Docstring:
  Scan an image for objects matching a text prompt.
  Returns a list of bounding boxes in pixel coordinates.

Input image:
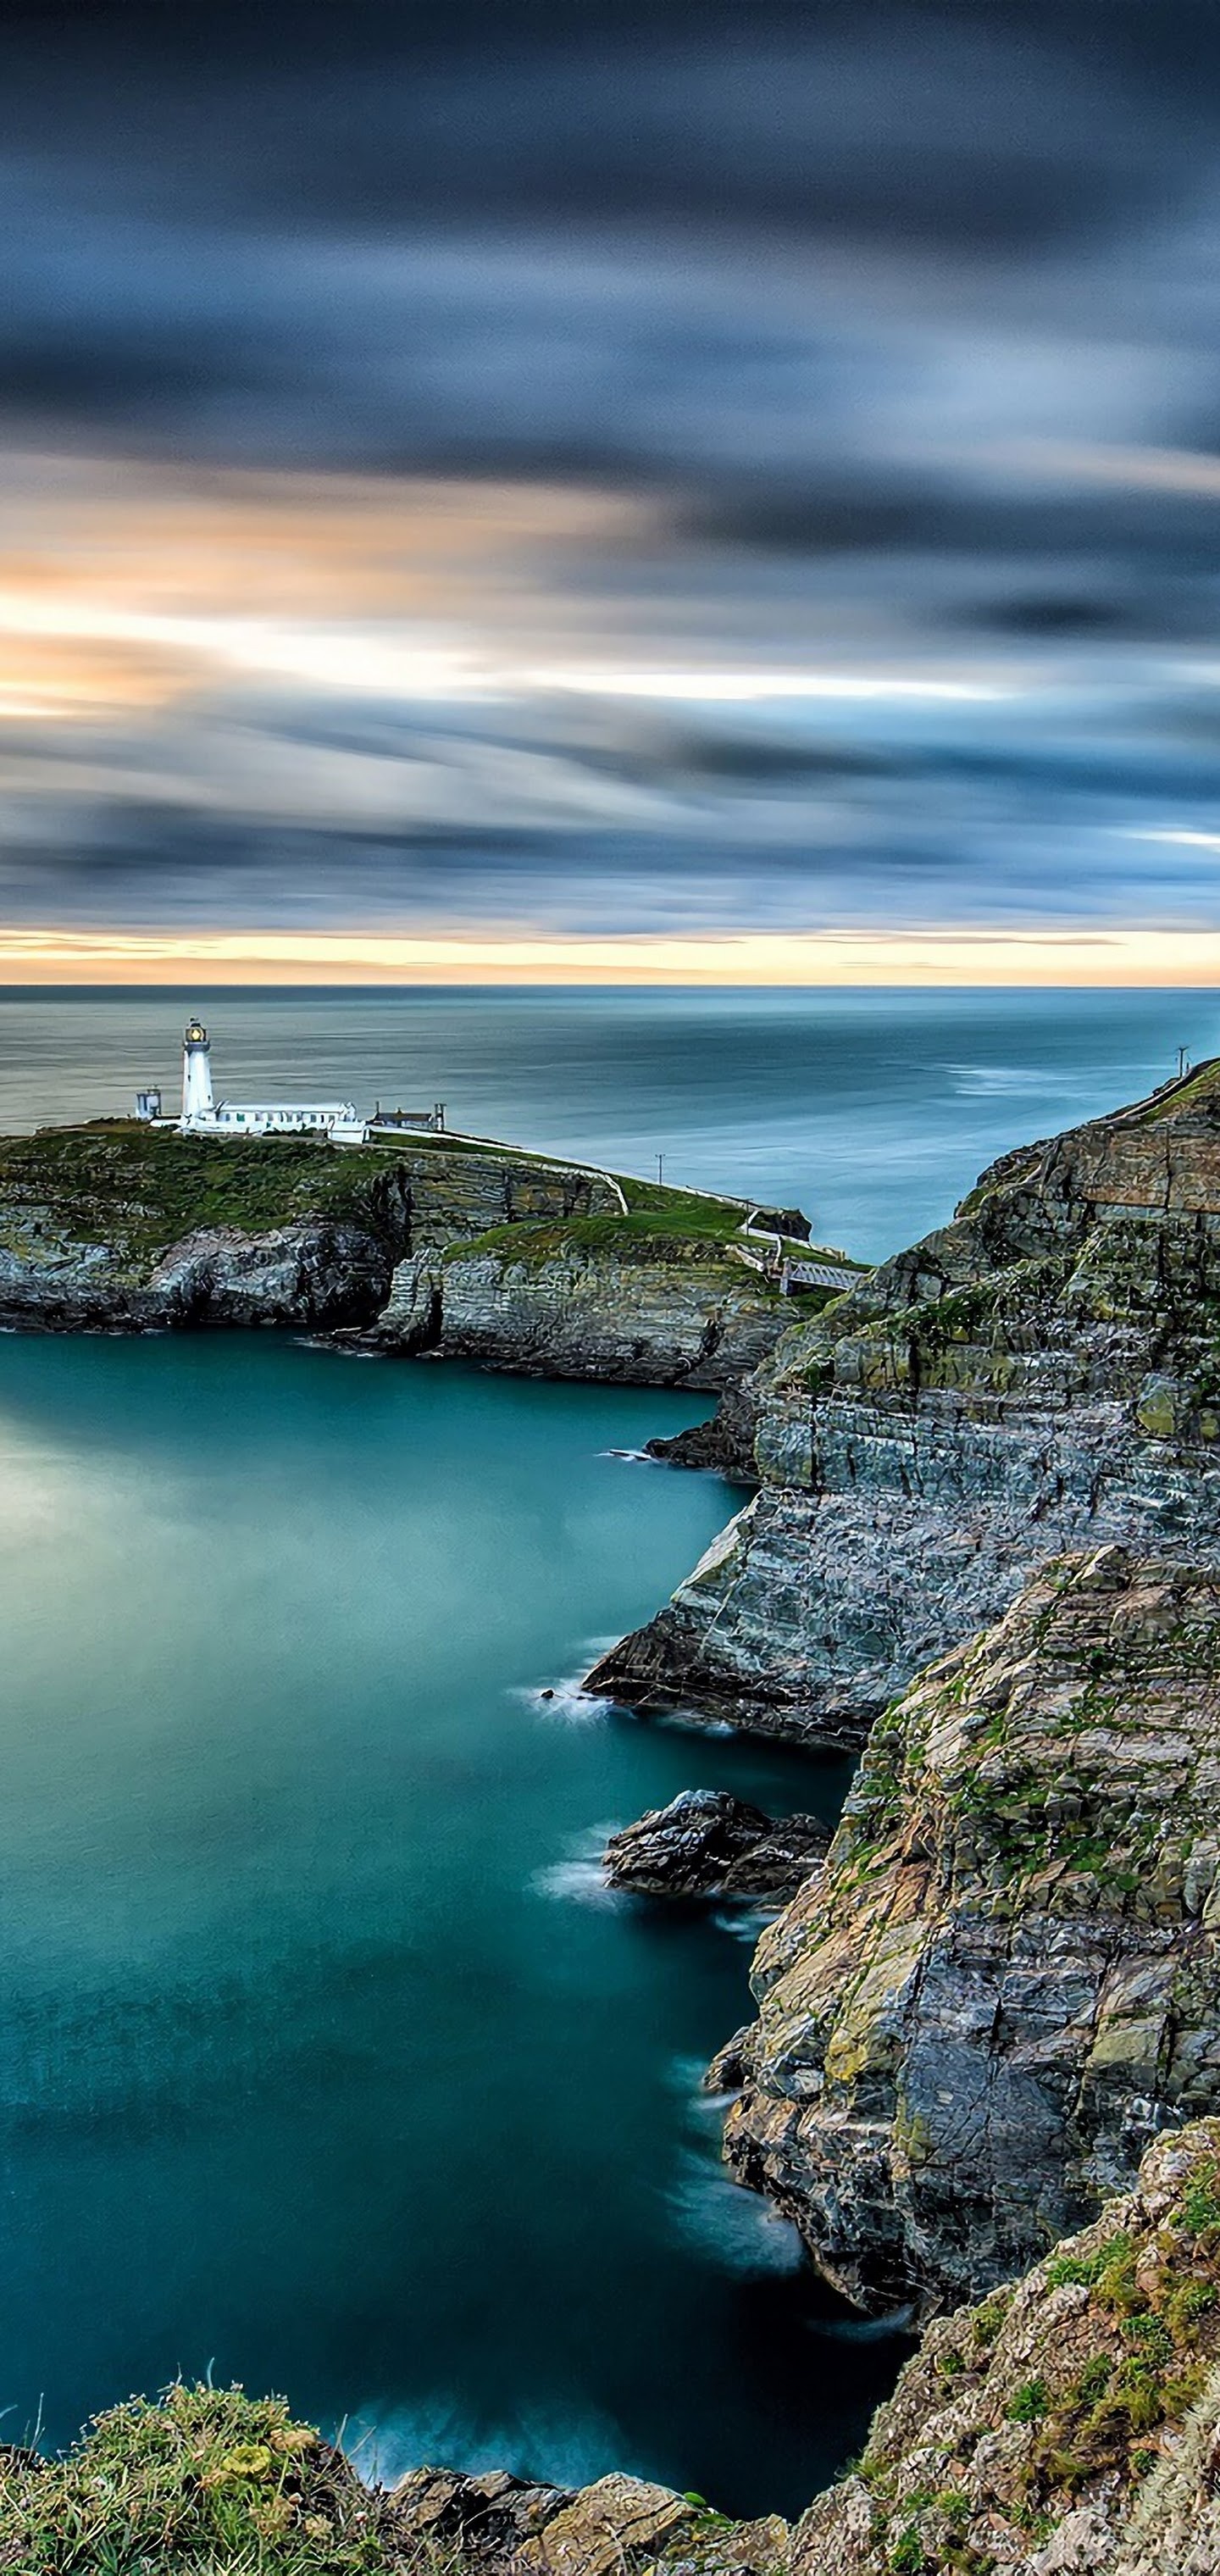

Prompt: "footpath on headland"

[0,1113,862,1382]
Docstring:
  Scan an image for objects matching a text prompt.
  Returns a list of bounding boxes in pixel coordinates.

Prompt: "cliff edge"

[0,1122,858,1385]
[718,1548,1220,2316]
[589,1061,1220,1742]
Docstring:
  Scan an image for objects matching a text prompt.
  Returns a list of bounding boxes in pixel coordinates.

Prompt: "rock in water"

[724,1548,1220,2317]
[603,1789,828,1899]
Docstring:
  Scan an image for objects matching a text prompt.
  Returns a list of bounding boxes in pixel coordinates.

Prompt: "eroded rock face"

[793,2118,1220,2576]
[0,1124,620,1334]
[724,1550,1220,2318]
[603,1790,828,1899]
[374,1240,796,1390]
[591,1066,1220,1741]
[389,2468,790,2576]
[0,1217,397,1330]
[586,1486,1053,1746]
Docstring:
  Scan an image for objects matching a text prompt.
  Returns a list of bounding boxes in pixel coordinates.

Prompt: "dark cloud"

[3,1,1220,944]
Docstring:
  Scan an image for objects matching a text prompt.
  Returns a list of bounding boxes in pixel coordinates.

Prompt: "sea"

[0,984,1214,2512]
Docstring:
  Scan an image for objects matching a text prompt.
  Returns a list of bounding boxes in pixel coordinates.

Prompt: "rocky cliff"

[19,2129,1220,2571]
[714,1548,1220,2317]
[372,1220,840,1390]
[589,1063,1220,1744]
[0,1121,858,1390]
[391,2120,1220,2576]
[790,2116,1220,2576]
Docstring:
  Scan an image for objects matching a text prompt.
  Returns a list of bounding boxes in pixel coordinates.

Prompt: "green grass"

[439,1211,851,1307]
[0,1125,408,1266]
[0,2384,447,2573]
[618,1176,756,1233]
[1138,1058,1220,1122]
[0,1124,864,1290]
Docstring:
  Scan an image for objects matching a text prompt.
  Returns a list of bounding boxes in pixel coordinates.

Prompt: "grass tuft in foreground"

[0,2383,446,2576]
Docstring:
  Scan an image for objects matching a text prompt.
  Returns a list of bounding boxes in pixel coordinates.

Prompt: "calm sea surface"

[2,983,1217,1260]
[0,986,1214,2507]
[0,1338,881,2510]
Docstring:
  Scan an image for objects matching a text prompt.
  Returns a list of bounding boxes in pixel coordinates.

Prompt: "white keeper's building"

[174,1019,367,1141]
[135,1019,447,1144]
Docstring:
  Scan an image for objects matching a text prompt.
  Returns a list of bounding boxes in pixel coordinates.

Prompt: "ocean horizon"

[1,982,1215,1263]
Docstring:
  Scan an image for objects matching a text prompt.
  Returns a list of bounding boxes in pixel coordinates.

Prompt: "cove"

[0,1335,901,2517]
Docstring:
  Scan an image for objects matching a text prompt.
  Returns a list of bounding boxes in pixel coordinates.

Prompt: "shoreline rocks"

[19,2125,1220,2573]
[722,1548,1220,2318]
[0,1120,854,1399]
[390,2120,1220,2575]
[391,2468,790,2576]
[0,1125,623,1335]
[603,1790,829,1900]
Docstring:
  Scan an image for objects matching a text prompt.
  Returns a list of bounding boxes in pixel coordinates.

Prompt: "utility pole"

[657,1152,664,1186]
[1178,1047,1190,1079]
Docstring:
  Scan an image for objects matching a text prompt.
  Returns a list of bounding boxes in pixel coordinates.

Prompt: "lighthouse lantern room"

[182,1019,214,1122]
[171,1016,365,1139]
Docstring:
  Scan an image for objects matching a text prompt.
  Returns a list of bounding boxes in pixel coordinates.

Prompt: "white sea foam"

[531,1821,626,1908]
[667,2150,804,2274]
[509,1673,605,1724]
[711,1904,778,1945]
[291,1334,380,1358]
[347,2393,634,2495]
[949,1064,1058,1097]
[668,2054,727,2123]
[652,1705,735,1740]
[813,2307,917,2343]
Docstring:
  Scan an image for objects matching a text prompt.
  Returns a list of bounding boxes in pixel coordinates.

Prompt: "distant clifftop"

[0,1118,862,1385]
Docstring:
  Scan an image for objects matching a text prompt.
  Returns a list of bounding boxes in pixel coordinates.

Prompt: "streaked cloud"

[0,3,1219,975]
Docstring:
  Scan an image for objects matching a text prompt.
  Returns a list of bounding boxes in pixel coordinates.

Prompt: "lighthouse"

[181,1018,214,1124]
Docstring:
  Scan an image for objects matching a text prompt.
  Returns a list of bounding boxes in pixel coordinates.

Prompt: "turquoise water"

[2,983,1207,2507]
[0,1335,893,2511]
[3,984,1219,1260]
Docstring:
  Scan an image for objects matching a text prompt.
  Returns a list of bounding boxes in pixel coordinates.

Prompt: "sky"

[4,0,1220,981]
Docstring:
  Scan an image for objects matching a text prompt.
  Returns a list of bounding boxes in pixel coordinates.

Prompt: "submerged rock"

[724,1549,1220,2317]
[590,1062,1220,1742]
[603,1790,829,1899]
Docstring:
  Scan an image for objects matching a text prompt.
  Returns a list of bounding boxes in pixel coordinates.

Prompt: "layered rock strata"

[373,1230,826,1391]
[589,1063,1220,1743]
[603,1789,828,1899]
[0,1124,618,1331]
[720,1548,1220,2318]
[0,1121,851,1392]
[793,2117,1220,2576]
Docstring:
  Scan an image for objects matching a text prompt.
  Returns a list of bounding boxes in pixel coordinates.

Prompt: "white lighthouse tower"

[181,1017,214,1124]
